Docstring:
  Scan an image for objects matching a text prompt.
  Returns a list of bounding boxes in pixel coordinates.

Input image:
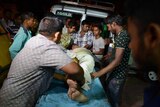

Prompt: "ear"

[55,32,60,38]
[54,32,61,43]
[112,22,117,26]
[144,23,160,48]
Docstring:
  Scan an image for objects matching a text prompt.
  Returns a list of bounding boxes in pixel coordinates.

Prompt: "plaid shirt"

[0,34,72,107]
[73,31,93,48]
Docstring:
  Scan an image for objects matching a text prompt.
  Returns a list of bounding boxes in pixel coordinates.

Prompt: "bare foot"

[67,79,88,103]
[67,79,77,88]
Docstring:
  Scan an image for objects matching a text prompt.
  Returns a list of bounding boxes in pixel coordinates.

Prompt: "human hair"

[92,23,102,31]
[125,0,160,37]
[81,20,90,26]
[21,12,35,23]
[38,17,64,36]
[68,20,77,28]
[106,14,123,26]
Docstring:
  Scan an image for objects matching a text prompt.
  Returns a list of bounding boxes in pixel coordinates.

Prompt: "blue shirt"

[9,26,32,59]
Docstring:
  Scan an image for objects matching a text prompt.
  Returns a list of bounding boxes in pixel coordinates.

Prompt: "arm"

[84,32,93,49]
[60,61,85,87]
[92,48,124,78]
[9,32,27,59]
[93,48,104,55]
[61,61,88,102]
[84,44,92,49]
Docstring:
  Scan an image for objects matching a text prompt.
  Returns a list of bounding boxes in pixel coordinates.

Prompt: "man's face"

[127,19,141,65]
[107,23,116,34]
[68,26,76,34]
[27,18,36,28]
[127,18,156,71]
[66,18,71,28]
[93,26,101,36]
[82,24,89,32]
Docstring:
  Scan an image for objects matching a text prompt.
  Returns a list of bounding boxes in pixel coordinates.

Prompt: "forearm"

[98,59,120,76]
[93,50,103,55]
[84,44,92,49]
[61,61,85,87]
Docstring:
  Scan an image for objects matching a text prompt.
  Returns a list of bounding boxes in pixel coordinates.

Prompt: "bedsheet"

[36,78,111,107]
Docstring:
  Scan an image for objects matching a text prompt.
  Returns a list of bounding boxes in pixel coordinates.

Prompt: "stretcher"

[36,48,111,107]
[36,78,111,107]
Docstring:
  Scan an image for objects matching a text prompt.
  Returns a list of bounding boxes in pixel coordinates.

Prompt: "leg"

[106,78,126,107]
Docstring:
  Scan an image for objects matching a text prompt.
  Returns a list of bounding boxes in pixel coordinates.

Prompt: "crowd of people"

[0,0,160,107]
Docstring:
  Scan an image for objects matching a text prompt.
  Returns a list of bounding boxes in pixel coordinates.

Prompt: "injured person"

[53,46,96,102]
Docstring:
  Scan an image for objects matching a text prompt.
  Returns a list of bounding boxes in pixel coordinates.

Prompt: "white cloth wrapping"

[66,48,95,91]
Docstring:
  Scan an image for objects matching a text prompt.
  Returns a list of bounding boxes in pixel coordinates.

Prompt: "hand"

[103,54,109,60]
[91,72,100,79]
[72,45,80,49]
[84,44,91,49]
[102,53,111,61]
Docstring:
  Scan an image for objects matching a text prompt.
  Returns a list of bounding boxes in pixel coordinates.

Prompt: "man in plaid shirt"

[73,20,93,50]
[0,17,85,107]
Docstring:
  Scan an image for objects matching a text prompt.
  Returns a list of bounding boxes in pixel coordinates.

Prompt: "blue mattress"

[36,78,111,107]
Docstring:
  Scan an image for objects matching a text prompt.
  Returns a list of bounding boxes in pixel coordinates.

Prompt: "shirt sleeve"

[73,33,78,45]
[116,32,130,49]
[87,32,93,46]
[40,44,72,69]
[9,29,28,59]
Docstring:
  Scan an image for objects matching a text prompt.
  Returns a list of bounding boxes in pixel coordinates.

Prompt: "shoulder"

[99,37,104,41]
[117,30,130,41]
[87,31,93,36]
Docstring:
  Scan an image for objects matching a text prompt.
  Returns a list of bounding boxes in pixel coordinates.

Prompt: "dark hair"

[38,17,64,36]
[106,14,123,26]
[81,20,90,25]
[68,20,77,28]
[125,0,160,37]
[92,23,102,31]
[21,12,35,22]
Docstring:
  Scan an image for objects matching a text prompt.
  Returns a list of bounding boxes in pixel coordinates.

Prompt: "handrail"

[60,0,115,12]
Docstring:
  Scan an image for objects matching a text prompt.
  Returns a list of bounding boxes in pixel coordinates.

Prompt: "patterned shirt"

[110,30,131,79]
[73,31,93,48]
[0,34,72,107]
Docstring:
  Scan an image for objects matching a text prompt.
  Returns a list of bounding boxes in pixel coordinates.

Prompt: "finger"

[90,73,95,78]
[67,79,77,88]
